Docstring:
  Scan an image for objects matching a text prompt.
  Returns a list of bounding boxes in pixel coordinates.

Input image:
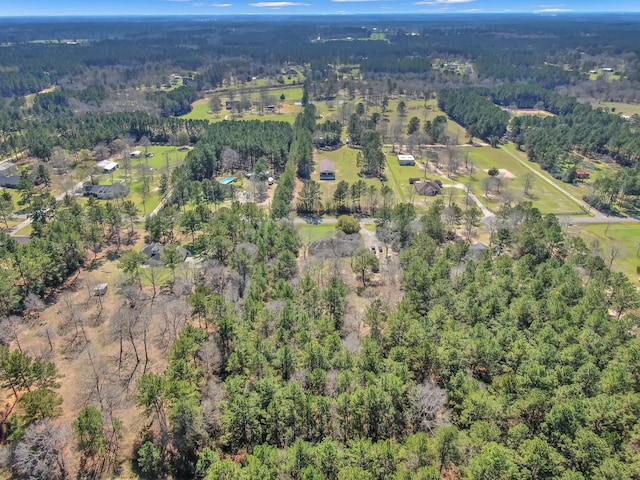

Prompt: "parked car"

[378,246,383,252]
[371,246,376,252]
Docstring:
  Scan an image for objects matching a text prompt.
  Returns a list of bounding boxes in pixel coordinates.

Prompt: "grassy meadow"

[570,222,640,279]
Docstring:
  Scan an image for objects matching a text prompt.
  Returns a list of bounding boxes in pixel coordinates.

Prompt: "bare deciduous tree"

[411,379,448,434]
[13,420,69,480]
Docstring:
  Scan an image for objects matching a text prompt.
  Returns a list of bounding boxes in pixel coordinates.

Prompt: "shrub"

[336,215,360,234]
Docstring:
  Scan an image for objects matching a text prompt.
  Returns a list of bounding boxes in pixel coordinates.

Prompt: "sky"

[3,0,640,16]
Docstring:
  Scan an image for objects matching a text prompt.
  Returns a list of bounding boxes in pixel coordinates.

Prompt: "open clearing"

[452,146,587,216]
[570,222,640,279]
[593,101,640,116]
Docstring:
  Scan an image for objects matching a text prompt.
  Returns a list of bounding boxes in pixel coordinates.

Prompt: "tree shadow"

[87,257,106,271]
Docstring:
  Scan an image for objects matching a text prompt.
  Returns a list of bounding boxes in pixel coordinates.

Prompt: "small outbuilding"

[93,283,108,297]
[96,160,119,174]
[0,162,18,177]
[576,170,591,180]
[130,150,142,158]
[319,159,336,180]
[398,154,416,166]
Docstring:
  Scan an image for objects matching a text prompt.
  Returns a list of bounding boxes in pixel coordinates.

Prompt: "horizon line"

[2,11,640,18]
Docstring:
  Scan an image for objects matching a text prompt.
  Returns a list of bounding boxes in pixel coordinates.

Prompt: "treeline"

[31,86,109,117]
[1,111,209,159]
[474,52,578,89]
[438,88,509,144]
[586,167,640,212]
[502,86,640,171]
[269,105,316,218]
[314,119,342,150]
[438,84,640,175]
[181,120,293,182]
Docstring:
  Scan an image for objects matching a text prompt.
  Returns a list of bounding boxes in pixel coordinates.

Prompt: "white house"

[398,154,416,166]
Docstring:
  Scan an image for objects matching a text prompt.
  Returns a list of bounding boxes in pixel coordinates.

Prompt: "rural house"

[83,183,130,200]
[319,159,336,180]
[0,175,21,189]
[0,162,18,177]
[398,154,416,166]
[414,180,442,196]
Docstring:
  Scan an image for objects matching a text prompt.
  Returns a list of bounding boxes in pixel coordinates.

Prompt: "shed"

[414,180,442,196]
[93,283,108,297]
[0,162,18,176]
[398,154,416,166]
[130,150,142,158]
[96,160,119,174]
[576,170,591,179]
[319,159,336,180]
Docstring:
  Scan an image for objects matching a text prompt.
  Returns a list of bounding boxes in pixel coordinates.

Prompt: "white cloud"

[533,7,572,13]
[414,0,474,4]
[211,2,233,5]
[250,1,309,6]
[331,0,383,3]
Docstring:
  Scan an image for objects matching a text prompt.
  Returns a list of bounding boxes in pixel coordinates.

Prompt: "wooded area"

[1,13,640,480]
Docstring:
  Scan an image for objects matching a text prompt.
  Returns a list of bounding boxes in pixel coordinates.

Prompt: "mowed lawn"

[86,145,188,214]
[378,98,470,145]
[181,86,303,122]
[384,154,450,206]
[593,101,640,116]
[312,147,383,201]
[296,223,339,243]
[453,146,587,216]
[570,222,640,279]
[500,144,603,213]
[312,147,451,214]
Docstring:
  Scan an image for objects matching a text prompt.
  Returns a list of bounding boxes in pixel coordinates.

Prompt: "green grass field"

[571,222,640,279]
[181,86,303,123]
[380,98,470,145]
[87,146,187,214]
[452,146,587,216]
[296,223,339,243]
[593,101,640,116]
[384,153,449,205]
[588,69,622,81]
[312,147,383,201]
